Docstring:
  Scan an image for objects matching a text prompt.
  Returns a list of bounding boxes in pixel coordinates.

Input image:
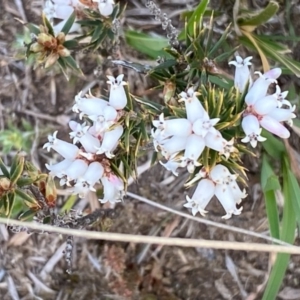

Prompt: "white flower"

[267,105,296,123]
[160,136,188,159]
[245,68,281,106]
[73,162,104,197]
[159,157,186,176]
[218,138,236,159]
[89,105,118,134]
[252,94,278,115]
[107,74,127,109]
[185,165,245,219]
[73,91,108,118]
[259,115,290,138]
[46,159,73,177]
[152,113,192,138]
[192,113,220,137]
[241,115,266,148]
[43,131,79,160]
[94,0,115,17]
[95,125,123,158]
[179,87,206,123]
[100,175,124,204]
[275,85,290,108]
[184,179,215,216]
[214,184,243,219]
[182,134,205,170]
[69,121,100,153]
[228,56,252,92]
[63,159,89,185]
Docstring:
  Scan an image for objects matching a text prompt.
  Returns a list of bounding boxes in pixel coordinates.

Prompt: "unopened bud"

[56,32,66,44]
[45,52,59,68]
[57,45,70,57]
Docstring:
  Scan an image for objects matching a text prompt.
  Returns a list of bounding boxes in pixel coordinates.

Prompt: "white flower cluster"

[184,165,246,219]
[44,74,127,204]
[229,56,296,147]
[152,87,246,218]
[152,87,235,176]
[44,0,115,33]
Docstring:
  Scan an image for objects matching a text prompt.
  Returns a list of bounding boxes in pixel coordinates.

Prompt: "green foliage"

[0,119,34,154]
[125,31,170,59]
[76,2,126,52]
[0,155,56,219]
[262,157,297,299]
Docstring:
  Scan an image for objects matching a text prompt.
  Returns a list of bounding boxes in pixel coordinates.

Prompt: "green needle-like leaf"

[0,158,10,178]
[285,168,300,225]
[60,11,76,35]
[178,0,209,40]
[262,157,296,299]
[10,155,25,185]
[261,155,280,239]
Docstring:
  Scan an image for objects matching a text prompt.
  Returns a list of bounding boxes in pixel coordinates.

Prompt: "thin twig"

[126,192,292,247]
[0,218,299,255]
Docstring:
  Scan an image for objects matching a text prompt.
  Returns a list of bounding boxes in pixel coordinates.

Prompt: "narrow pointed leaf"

[262,158,296,299]
[261,155,280,239]
[179,0,209,39]
[238,1,279,29]
[10,155,25,185]
[42,13,55,36]
[60,11,76,35]
[0,158,10,178]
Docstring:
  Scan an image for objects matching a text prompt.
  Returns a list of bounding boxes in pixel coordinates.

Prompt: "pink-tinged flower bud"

[214,184,243,219]
[259,115,290,139]
[161,136,187,159]
[253,94,278,115]
[94,0,115,17]
[73,91,108,117]
[184,179,215,216]
[95,125,123,158]
[46,159,73,177]
[241,115,266,148]
[267,106,296,123]
[100,175,124,204]
[69,121,100,153]
[183,134,205,162]
[245,68,282,105]
[153,114,192,138]
[43,131,79,160]
[228,56,252,93]
[107,74,127,109]
[192,114,220,137]
[179,87,206,123]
